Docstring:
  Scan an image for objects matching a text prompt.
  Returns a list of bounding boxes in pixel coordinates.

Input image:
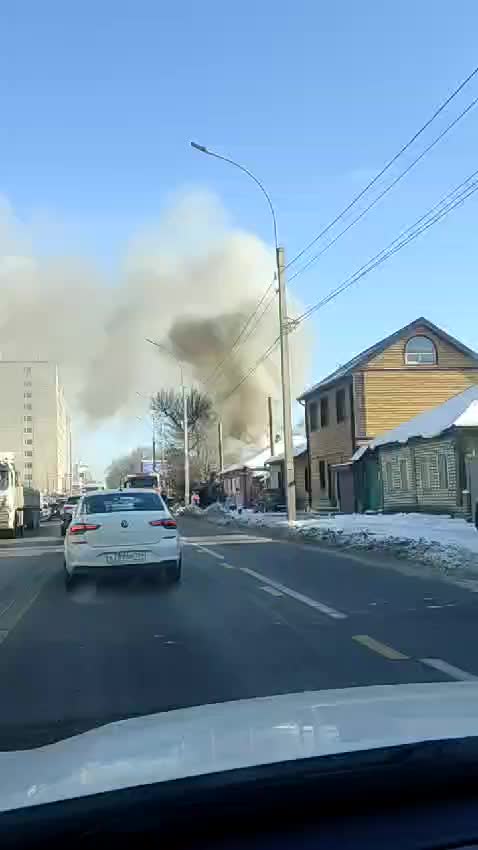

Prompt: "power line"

[295,169,478,325]
[219,336,280,403]
[289,94,478,284]
[286,63,478,271]
[203,279,275,387]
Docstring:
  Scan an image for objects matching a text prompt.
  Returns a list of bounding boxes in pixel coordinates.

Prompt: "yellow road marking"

[353,634,408,660]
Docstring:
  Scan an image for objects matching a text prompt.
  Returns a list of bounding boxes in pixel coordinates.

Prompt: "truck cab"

[0,455,24,538]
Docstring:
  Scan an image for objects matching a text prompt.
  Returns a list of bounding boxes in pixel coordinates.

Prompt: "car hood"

[2,681,478,812]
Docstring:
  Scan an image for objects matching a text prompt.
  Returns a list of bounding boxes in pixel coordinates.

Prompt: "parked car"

[61,495,82,536]
[64,489,182,590]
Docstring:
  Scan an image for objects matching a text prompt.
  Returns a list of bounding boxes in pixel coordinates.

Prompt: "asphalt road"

[1,516,478,749]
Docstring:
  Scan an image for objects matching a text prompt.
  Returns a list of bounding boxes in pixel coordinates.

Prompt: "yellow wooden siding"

[295,455,308,509]
[364,370,478,437]
[307,380,353,459]
[367,327,475,369]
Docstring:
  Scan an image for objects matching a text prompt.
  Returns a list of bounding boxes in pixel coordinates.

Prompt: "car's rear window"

[83,493,164,514]
[66,496,81,504]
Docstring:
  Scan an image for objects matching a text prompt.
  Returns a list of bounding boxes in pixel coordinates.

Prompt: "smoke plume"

[0,191,308,460]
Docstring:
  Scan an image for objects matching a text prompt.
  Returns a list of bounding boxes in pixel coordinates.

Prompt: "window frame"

[404,335,437,366]
[438,453,449,489]
[318,460,326,490]
[335,388,346,423]
[385,462,393,492]
[399,458,408,491]
[320,396,329,428]
[309,401,319,432]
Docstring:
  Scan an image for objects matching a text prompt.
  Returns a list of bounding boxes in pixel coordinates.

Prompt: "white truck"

[0,453,41,537]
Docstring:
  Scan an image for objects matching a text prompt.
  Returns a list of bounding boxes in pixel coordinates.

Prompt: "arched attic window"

[404,335,437,365]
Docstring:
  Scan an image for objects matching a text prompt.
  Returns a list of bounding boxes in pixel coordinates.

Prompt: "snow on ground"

[187,504,478,574]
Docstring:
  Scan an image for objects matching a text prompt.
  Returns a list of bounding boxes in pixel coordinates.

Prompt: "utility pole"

[218,420,224,473]
[267,396,275,457]
[276,246,296,522]
[182,367,190,505]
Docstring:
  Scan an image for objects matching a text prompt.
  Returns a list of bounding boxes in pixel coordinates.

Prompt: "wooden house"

[352,385,478,517]
[298,317,478,511]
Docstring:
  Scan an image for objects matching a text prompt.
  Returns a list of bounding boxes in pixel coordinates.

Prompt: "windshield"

[125,476,158,489]
[0,468,9,492]
[83,492,164,513]
[2,3,478,812]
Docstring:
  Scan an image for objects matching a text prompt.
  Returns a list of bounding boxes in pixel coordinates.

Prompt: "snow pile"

[196,508,478,573]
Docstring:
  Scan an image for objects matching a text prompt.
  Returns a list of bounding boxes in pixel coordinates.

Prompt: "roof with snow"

[265,437,307,465]
[298,317,478,400]
[352,385,478,460]
[222,436,306,475]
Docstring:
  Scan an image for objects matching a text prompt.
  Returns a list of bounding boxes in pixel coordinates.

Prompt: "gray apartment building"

[0,360,72,493]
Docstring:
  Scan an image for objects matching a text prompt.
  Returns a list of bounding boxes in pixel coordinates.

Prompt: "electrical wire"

[286,63,478,271]
[295,169,478,326]
[219,336,280,403]
[289,94,478,284]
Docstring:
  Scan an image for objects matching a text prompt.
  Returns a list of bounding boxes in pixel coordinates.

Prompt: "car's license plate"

[105,551,147,565]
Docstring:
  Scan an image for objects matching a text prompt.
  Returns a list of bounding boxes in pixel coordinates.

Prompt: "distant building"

[0,361,72,493]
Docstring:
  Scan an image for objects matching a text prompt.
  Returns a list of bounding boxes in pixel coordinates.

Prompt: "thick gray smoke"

[0,191,308,459]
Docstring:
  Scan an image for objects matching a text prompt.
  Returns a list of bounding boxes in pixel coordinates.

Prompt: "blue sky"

[2,1,478,476]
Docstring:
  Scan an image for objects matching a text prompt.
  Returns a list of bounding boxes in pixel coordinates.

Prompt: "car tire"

[167,558,182,584]
[64,562,76,591]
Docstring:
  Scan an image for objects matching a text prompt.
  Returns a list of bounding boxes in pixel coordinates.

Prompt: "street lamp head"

[190,141,209,154]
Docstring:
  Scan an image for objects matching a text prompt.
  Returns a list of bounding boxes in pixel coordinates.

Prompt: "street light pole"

[190,141,296,521]
[145,339,190,506]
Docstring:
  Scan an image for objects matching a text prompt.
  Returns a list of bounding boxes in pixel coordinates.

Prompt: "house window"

[385,462,393,491]
[320,396,329,428]
[24,367,31,377]
[305,465,310,493]
[24,427,32,434]
[336,388,346,423]
[438,453,449,489]
[400,459,408,490]
[24,381,32,388]
[24,462,32,469]
[309,401,318,431]
[24,416,32,422]
[24,404,32,411]
[24,451,33,457]
[405,336,437,365]
[421,460,431,490]
[24,392,32,398]
[24,439,33,445]
[318,460,326,490]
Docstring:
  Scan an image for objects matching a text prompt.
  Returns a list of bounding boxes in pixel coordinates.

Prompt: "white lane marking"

[239,567,347,620]
[420,658,478,681]
[0,546,63,557]
[223,563,236,569]
[0,600,15,618]
[183,535,273,545]
[261,585,283,597]
[196,546,225,560]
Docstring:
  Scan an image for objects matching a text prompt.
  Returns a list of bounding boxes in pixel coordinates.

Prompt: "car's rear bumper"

[68,559,179,578]
[65,538,180,572]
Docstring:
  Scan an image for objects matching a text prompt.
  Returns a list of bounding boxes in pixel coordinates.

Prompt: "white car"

[63,489,181,590]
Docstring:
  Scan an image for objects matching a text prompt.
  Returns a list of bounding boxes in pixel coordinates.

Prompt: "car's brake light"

[69,523,101,535]
[149,519,177,528]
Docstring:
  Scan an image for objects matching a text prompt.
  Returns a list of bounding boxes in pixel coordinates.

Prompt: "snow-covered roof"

[352,385,478,461]
[222,436,306,474]
[265,436,307,465]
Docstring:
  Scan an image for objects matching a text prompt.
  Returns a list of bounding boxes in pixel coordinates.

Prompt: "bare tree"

[151,388,215,453]
[105,446,150,489]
